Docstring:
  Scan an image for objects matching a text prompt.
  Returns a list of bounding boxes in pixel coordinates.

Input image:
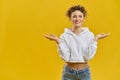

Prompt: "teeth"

[76,22,80,24]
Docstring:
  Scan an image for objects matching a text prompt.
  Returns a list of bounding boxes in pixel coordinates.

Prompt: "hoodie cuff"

[91,40,98,48]
[93,40,98,44]
[57,42,64,48]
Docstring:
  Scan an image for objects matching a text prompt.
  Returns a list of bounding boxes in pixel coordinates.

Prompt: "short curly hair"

[66,5,87,18]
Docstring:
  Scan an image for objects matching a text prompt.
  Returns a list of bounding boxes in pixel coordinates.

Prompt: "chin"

[74,23,82,27]
[74,24,81,27]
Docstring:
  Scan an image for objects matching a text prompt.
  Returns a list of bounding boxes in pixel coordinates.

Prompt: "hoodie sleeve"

[57,34,70,62]
[84,32,98,60]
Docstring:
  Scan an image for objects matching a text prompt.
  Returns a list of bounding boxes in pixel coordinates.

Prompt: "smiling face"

[70,10,85,27]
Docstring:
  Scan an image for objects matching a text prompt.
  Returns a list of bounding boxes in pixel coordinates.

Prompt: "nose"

[76,17,80,20]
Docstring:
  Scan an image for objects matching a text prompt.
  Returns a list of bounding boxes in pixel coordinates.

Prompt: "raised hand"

[44,33,61,44]
[94,32,110,41]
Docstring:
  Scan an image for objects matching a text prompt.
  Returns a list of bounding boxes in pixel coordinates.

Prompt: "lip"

[75,22,80,24]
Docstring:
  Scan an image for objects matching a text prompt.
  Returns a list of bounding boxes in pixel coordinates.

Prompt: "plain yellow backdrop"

[0,0,120,80]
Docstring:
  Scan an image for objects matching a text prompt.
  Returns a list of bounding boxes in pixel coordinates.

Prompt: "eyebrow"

[72,14,83,16]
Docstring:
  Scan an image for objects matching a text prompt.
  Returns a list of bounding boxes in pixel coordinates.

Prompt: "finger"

[101,32,104,35]
[44,34,49,37]
[107,32,111,35]
[104,33,110,37]
[44,35,52,39]
[102,34,109,38]
[44,35,50,39]
[45,36,53,40]
[49,33,56,36]
[43,34,48,37]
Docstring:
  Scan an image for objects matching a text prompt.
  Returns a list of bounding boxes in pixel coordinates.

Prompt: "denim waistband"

[64,65,90,74]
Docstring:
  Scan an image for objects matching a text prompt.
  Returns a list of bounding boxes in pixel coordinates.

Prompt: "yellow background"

[0,0,120,80]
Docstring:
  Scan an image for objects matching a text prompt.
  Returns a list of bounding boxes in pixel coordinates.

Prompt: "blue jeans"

[62,65,91,80]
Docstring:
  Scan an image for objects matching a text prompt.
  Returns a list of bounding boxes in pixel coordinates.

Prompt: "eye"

[79,15,83,18]
[73,15,77,18]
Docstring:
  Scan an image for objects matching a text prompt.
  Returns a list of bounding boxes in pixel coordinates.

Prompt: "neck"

[71,26,83,35]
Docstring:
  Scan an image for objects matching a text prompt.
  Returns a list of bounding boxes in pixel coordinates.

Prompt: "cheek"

[70,18,76,23]
[80,17,85,21]
[79,17,83,20]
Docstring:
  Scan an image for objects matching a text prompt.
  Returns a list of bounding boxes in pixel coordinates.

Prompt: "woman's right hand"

[44,33,61,44]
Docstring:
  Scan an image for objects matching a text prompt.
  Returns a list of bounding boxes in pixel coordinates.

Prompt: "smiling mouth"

[75,22,80,24]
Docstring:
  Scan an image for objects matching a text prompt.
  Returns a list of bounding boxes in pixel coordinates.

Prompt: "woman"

[44,5,110,80]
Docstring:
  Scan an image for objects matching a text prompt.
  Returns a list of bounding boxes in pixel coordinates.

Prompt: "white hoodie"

[57,27,97,63]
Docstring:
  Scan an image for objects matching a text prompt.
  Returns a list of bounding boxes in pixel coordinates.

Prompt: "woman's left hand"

[94,32,110,41]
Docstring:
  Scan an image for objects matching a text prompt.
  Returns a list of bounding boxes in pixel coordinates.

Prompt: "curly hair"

[66,5,87,18]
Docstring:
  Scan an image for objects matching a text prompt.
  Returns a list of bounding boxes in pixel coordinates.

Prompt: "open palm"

[95,32,110,40]
[44,33,59,41]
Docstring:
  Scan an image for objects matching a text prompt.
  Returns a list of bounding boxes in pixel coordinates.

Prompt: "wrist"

[56,38,61,44]
[94,37,98,41]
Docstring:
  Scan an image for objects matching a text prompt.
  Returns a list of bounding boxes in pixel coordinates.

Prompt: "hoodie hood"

[64,27,89,36]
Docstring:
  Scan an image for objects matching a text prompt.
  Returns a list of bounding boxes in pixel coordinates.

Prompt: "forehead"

[71,10,83,15]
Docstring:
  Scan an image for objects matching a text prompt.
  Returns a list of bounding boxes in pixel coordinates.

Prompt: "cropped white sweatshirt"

[57,27,98,62]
